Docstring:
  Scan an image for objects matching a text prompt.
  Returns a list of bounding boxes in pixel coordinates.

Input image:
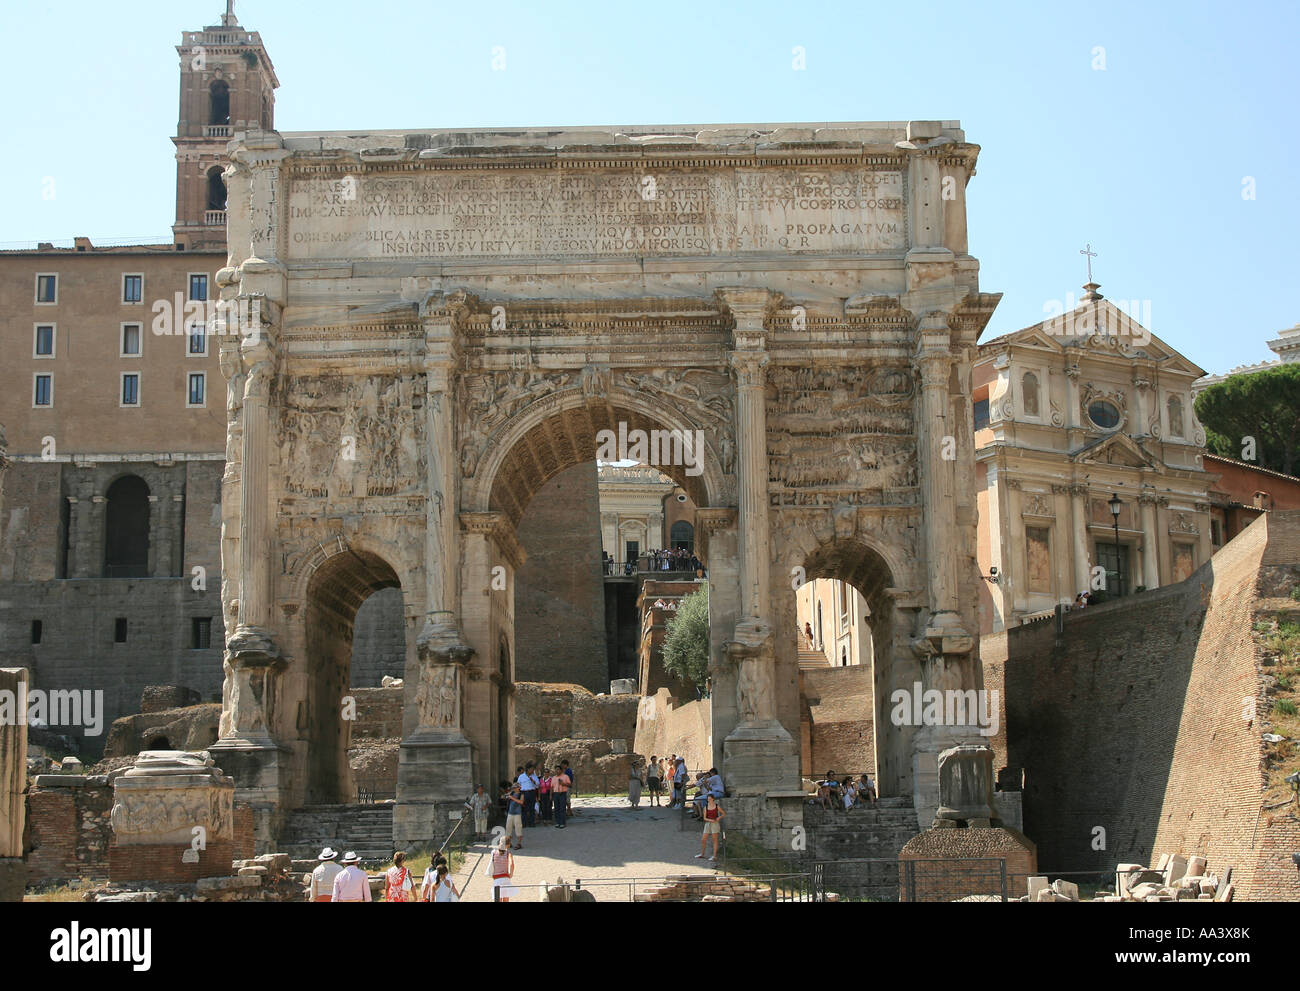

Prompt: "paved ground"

[451,795,724,902]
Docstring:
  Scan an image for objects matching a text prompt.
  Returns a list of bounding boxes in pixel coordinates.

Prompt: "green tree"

[661,583,710,689]
[1194,364,1300,477]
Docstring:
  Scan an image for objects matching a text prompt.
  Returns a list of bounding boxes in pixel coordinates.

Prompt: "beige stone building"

[795,579,872,668]
[0,6,274,751]
[973,288,1216,634]
[597,462,697,568]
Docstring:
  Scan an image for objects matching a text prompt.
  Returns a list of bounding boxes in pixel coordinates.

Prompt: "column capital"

[695,507,737,532]
[1068,483,1089,497]
[459,511,525,569]
[728,349,770,389]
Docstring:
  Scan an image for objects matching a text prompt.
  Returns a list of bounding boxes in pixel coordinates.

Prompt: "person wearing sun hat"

[309,847,344,902]
[331,851,372,902]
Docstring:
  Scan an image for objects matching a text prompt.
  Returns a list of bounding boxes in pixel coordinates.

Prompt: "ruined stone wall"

[514,682,637,746]
[514,463,608,691]
[632,688,712,774]
[0,460,225,757]
[989,512,1300,900]
[25,777,115,884]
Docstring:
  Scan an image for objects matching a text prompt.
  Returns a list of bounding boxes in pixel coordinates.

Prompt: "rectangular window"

[31,620,43,645]
[123,274,143,303]
[114,618,128,643]
[191,617,213,650]
[1210,518,1223,547]
[189,273,208,301]
[188,372,206,407]
[1025,526,1052,593]
[188,323,207,356]
[973,397,990,430]
[121,323,142,356]
[34,373,53,407]
[121,372,140,407]
[36,273,57,303]
[34,324,55,357]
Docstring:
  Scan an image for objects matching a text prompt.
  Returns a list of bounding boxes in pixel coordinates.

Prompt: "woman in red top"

[696,794,725,862]
[490,835,518,902]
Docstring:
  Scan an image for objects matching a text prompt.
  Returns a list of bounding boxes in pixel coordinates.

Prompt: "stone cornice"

[459,511,526,569]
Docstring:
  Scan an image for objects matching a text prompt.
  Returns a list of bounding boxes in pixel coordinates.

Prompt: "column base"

[207,737,285,854]
[723,720,799,795]
[910,724,987,831]
[395,733,474,850]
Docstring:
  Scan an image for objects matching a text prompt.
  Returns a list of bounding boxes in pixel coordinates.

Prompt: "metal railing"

[603,556,703,577]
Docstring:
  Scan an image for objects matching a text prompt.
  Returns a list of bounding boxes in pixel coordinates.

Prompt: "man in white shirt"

[518,762,540,827]
[331,851,372,902]
[309,847,343,902]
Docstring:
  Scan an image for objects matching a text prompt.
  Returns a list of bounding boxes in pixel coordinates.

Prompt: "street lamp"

[1108,493,1123,597]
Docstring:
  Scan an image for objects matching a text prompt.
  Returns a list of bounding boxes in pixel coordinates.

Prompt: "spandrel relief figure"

[419,663,461,728]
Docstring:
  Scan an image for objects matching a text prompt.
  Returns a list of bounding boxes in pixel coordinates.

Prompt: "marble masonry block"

[109,750,235,882]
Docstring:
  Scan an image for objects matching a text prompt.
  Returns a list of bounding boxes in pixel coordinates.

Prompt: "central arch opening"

[792,538,901,798]
[484,397,716,793]
[304,549,402,804]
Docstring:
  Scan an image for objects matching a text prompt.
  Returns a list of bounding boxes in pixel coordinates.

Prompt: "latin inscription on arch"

[286,168,906,260]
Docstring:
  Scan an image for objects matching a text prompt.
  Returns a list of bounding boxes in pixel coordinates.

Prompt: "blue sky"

[2,0,1295,375]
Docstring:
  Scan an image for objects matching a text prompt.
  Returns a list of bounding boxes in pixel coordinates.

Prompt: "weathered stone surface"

[0,669,28,861]
[195,874,260,892]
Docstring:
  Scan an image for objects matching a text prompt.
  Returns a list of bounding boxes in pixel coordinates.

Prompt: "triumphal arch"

[209,121,1000,848]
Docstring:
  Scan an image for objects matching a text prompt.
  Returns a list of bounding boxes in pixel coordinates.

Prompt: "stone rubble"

[1021,852,1234,903]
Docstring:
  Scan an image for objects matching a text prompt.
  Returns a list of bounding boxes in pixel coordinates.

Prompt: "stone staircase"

[796,631,829,670]
[278,804,395,864]
[802,795,920,858]
[801,796,920,901]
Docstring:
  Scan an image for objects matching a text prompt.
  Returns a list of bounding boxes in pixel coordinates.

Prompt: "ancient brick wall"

[989,512,1300,900]
[25,778,114,883]
[514,462,609,691]
[801,666,875,778]
[349,587,406,687]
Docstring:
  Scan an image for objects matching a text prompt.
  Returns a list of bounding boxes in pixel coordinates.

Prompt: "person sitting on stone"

[859,773,877,807]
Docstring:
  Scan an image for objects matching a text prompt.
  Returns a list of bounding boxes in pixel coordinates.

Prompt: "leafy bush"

[662,583,710,688]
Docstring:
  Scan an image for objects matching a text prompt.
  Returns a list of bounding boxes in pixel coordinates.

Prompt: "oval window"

[1088,400,1121,429]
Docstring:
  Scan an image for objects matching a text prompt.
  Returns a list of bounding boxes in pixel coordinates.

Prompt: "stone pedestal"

[934,744,1000,826]
[394,737,474,849]
[395,621,476,849]
[108,751,235,882]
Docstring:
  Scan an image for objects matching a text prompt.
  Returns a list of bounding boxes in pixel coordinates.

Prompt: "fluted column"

[731,345,771,624]
[1139,492,1161,590]
[717,288,796,795]
[914,323,963,633]
[1070,483,1091,594]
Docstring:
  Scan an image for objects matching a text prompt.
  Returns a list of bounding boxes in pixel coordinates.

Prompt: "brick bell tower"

[172,2,278,250]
